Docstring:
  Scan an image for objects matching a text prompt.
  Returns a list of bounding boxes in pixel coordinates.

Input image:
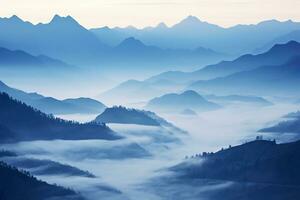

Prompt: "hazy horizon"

[1,0,300,29]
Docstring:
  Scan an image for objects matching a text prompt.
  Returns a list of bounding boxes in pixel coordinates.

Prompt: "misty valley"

[1,14,300,200]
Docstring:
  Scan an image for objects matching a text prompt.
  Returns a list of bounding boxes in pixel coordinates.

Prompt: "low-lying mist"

[2,103,299,200]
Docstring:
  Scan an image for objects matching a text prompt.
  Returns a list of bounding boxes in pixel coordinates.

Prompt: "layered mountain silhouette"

[257,30,300,53]
[0,15,227,71]
[146,90,221,113]
[0,15,107,65]
[99,36,227,71]
[0,92,120,142]
[92,16,300,55]
[205,95,273,106]
[0,47,71,69]
[145,40,300,87]
[0,81,106,114]
[0,161,83,200]
[259,111,300,134]
[189,55,300,96]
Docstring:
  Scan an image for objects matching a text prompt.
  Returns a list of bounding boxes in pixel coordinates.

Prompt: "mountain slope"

[192,40,300,80]
[146,90,221,113]
[189,56,300,96]
[0,47,71,69]
[0,15,108,65]
[0,161,83,200]
[0,92,120,142]
[257,30,300,53]
[94,106,160,126]
[172,139,300,185]
[0,81,106,114]
[259,111,300,134]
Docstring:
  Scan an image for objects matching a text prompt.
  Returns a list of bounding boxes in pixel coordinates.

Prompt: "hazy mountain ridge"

[189,50,300,96]
[0,46,72,69]
[146,90,221,113]
[0,81,106,114]
[92,16,300,55]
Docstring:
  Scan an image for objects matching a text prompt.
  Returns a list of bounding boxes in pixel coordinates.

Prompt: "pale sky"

[1,0,300,28]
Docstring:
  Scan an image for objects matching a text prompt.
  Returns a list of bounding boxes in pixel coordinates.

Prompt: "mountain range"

[91,16,300,55]
[0,80,106,115]
[259,111,300,134]
[0,46,71,69]
[189,55,300,96]
[0,92,120,142]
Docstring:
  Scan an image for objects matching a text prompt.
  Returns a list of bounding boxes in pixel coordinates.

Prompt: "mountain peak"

[181,90,201,97]
[118,37,145,48]
[181,15,201,24]
[156,22,168,29]
[50,14,78,25]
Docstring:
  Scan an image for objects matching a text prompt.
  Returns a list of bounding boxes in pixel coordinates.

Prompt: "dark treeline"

[94,106,161,126]
[0,161,84,200]
[0,92,121,142]
[174,139,300,186]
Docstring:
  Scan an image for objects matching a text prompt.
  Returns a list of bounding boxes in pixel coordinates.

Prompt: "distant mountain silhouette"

[284,111,300,119]
[0,81,106,114]
[103,36,227,71]
[189,55,300,96]
[256,30,300,53]
[180,109,198,116]
[191,40,300,80]
[95,106,162,126]
[0,15,227,71]
[146,90,221,113]
[172,139,300,186]
[0,161,83,200]
[99,79,183,104]
[0,92,120,142]
[91,16,300,55]
[0,15,108,65]
[0,46,71,69]
[205,94,273,106]
[259,111,300,134]
[145,40,300,88]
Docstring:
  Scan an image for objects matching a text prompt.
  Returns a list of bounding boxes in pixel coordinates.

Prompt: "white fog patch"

[2,103,299,200]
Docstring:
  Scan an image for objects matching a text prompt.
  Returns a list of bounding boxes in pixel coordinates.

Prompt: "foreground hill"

[146,90,221,113]
[0,161,83,200]
[189,55,300,96]
[146,139,300,200]
[0,93,120,142]
[172,139,300,185]
[0,81,106,114]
